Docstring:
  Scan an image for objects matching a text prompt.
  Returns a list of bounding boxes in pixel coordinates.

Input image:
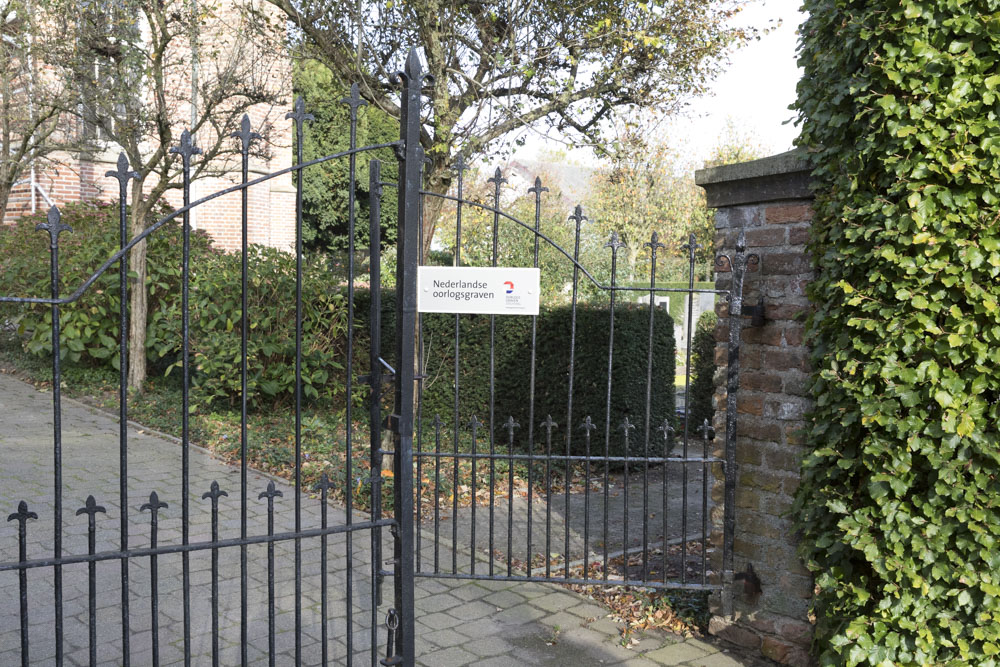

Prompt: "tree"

[293,58,399,254]
[0,1,85,222]
[584,118,766,282]
[65,0,286,390]
[261,0,755,259]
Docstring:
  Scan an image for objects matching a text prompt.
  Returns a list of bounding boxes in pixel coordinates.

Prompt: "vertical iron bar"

[723,230,749,606]
[107,153,137,667]
[367,159,384,667]
[643,233,664,582]
[170,130,200,666]
[202,481,227,667]
[451,156,466,576]
[318,474,332,666]
[486,167,505,576]
[659,419,674,579]
[38,205,68,666]
[286,97,313,666]
[342,84,366,665]
[141,493,166,667]
[433,415,442,573]
[8,501,37,667]
[392,48,423,665]
[526,178,545,578]
[77,496,105,667]
[581,419,595,579]
[603,232,623,580]
[680,233,699,584]
[567,207,584,579]
[542,416,555,578]
[622,418,634,574]
[415,155,425,574]
[469,415,480,574]
[504,417,519,576]
[231,115,258,667]
[259,482,282,667]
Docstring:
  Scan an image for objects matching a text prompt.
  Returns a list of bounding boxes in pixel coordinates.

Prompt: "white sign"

[417,266,540,315]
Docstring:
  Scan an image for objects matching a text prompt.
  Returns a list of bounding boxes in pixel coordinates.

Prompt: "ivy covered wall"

[794,1,1000,664]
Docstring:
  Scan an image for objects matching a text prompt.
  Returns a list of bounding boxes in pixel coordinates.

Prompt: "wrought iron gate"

[0,49,749,666]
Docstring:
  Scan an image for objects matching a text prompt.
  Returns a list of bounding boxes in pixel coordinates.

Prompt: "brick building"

[3,0,295,252]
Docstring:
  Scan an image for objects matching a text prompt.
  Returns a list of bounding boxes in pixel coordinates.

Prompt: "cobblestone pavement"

[0,374,762,665]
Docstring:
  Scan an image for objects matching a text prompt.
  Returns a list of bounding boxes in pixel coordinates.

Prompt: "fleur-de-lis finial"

[698,419,715,440]
[258,480,283,501]
[170,129,202,163]
[621,417,636,436]
[7,500,37,526]
[452,154,469,178]
[36,206,71,247]
[316,472,334,495]
[140,491,168,514]
[468,414,482,433]
[433,414,443,429]
[105,152,139,188]
[231,114,261,154]
[285,96,315,128]
[657,419,675,441]
[202,480,228,502]
[528,176,548,196]
[340,82,368,113]
[504,416,520,436]
[541,415,558,432]
[581,416,597,433]
[682,232,702,257]
[605,230,626,252]
[487,167,507,188]
[645,231,665,258]
[569,205,587,230]
[76,495,107,518]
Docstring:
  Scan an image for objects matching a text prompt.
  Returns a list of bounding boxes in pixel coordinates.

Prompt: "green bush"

[687,311,717,432]
[0,203,352,410]
[156,245,351,408]
[795,1,1000,664]
[0,202,215,367]
[358,289,676,457]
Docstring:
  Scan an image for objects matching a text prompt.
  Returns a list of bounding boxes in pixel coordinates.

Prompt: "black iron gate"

[0,49,750,666]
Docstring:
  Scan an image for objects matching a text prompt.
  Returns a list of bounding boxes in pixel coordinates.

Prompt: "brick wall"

[2,0,295,254]
[696,150,816,667]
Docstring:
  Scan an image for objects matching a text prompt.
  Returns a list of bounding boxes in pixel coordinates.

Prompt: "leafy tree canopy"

[294,59,399,254]
[262,0,757,256]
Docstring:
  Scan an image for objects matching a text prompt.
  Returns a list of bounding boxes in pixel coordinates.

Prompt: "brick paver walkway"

[0,374,758,665]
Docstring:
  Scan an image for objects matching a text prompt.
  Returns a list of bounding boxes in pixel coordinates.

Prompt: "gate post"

[390,47,424,666]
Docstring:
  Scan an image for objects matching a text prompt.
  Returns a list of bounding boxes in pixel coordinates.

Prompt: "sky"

[513,0,807,166]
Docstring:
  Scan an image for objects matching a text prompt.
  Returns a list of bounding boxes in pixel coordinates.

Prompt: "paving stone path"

[0,374,764,665]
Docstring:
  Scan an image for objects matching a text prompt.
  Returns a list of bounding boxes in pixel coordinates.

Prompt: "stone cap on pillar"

[695,149,812,208]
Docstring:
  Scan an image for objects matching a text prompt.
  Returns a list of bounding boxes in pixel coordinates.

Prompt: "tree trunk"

[420,164,452,261]
[0,185,11,226]
[126,188,148,392]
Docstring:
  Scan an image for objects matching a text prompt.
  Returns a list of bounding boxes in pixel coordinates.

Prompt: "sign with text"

[417,266,541,315]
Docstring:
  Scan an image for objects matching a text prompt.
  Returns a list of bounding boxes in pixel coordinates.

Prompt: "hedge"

[356,289,676,457]
[794,1,1000,664]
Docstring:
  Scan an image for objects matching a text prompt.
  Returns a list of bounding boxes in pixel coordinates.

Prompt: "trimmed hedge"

[357,289,676,456]
[795,1,1000,664]
[687,310,717,432]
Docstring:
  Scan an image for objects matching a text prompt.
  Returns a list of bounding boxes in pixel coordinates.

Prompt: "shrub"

[687,310,717,432]
[0,202,215,367]
[358,289,676,457]
[156,245,350,408]
[795,1,1000,664]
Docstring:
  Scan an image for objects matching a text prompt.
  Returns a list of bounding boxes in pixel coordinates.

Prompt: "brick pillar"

[695,150,815,666]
